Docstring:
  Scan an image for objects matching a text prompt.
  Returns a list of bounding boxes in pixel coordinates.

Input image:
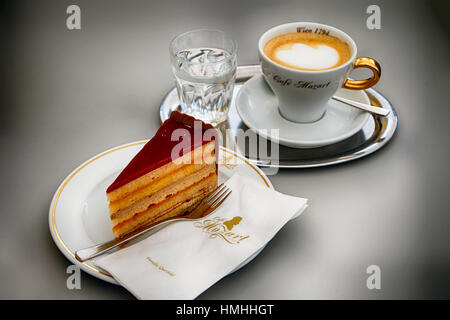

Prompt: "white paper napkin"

[95,174,308,299]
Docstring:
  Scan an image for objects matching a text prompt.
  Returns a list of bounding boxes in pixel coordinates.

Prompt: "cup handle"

[342,57,381,90]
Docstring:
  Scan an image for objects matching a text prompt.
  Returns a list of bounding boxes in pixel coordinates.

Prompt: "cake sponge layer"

[107,141,215,203]
[112,172,217,238]
[111,164,216,225]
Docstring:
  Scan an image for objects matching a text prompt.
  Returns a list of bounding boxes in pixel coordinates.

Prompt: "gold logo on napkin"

[193,216,249,245]
[146,257,175,277]
[223,216,242,230]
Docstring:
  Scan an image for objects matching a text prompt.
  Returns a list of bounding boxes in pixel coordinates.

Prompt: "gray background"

[1,0,449,299]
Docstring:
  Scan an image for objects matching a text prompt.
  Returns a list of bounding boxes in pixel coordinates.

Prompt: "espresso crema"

[264,32,352,71]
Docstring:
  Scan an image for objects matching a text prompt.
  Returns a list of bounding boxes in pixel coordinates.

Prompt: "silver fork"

[75,184,232,262]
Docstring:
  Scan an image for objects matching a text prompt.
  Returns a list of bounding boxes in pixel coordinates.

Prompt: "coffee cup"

[258,22,381,123]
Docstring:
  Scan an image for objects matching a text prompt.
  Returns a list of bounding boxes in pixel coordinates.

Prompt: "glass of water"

[169,29,237,125]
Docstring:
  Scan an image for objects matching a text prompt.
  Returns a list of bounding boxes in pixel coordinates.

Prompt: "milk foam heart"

[263,32,352,71]
[275,43,339,70]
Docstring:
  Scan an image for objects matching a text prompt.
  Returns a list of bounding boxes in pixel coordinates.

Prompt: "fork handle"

[75,237,123,263]
[75,185,230,262]
[75,219,174,262]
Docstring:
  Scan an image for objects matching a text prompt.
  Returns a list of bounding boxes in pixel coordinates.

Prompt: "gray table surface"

[1,0,449,299]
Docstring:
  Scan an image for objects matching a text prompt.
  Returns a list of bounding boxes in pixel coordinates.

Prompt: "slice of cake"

[106,111,218,239]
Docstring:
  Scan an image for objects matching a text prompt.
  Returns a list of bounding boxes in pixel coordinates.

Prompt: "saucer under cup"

[236,74,370,148]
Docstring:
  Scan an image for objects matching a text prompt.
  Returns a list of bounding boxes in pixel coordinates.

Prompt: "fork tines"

[190,183,232,218]
[206,184,232,210]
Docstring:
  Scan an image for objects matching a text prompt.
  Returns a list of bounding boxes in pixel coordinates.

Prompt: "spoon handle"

[332,95,390,117]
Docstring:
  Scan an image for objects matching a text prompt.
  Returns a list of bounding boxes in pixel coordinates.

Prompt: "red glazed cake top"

[106,111,217,193]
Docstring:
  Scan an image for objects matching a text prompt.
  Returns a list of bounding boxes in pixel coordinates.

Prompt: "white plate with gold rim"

[49,142,274,284]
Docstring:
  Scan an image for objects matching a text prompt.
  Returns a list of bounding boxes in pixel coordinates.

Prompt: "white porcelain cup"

[258,22,381,123]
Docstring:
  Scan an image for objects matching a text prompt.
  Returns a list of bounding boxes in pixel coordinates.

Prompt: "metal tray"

[160,65,398,168]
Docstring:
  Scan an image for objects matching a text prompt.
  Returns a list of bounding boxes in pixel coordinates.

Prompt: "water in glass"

[172,47,236,125]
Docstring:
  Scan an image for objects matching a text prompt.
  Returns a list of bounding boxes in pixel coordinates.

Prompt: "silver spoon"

[332,95,390,117]
[236,66,389,117]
